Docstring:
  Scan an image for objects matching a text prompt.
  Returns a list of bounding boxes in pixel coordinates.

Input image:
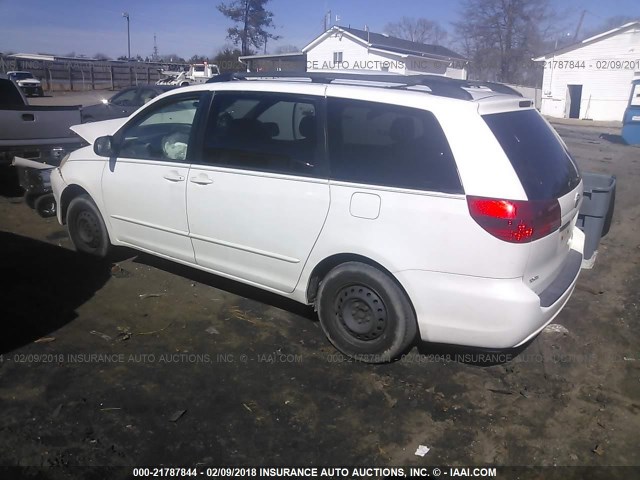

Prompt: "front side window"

[110,88,137,106]
[118,94,203,162]
[139,88,160,105]
[327,98,463,193]
[201,92,324,177]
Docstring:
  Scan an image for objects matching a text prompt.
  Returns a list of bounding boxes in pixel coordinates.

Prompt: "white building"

[534,22,640,122]
[303,26,468,79]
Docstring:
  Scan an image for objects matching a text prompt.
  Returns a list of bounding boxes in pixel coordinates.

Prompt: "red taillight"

[467,196,561,243]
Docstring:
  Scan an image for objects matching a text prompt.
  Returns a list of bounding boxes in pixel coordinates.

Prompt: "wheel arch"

[305,253,417,317]
[59,184,90,224]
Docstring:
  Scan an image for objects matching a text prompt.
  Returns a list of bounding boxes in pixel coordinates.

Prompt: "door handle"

[190,175,213,185]
[163,171,185,182]
[22,113,35,122]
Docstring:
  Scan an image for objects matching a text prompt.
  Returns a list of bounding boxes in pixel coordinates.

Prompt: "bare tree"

[218,0,281,55]
[384,17,448,45]
[453,0,555,85]
[274,44,300,54]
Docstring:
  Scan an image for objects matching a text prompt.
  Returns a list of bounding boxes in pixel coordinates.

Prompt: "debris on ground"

[228,306,260,325]
[34,337,56,344]
[89,330,112,342]
[110,263,131,278]
[100,407,121,412]
[169,410,186,422]
[592,444,605,456]
[543,324,570,334]
[414,445,430,457]
[51,404,63,418]
[115,326,132,342]
[139,293,163,299]
[576,285,605,295]
[205,326,220,335]
[487,388,514,395]
[135,322,172,336]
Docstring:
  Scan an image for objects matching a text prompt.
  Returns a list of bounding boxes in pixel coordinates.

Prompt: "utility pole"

[122,12,131,60]
[153,33,159,61]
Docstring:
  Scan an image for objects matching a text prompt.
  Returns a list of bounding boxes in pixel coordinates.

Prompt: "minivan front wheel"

[317,262,417,363]
[67,194,111,257]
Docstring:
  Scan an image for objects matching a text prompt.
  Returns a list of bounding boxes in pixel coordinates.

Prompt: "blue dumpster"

[622,79,640,145]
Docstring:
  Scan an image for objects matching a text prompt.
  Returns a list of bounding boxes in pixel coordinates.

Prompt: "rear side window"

[201,92,325,178]
[483,109,580,200]
[327,98,463,193]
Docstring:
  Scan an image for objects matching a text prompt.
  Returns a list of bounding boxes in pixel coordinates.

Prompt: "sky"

[0,0,638,60]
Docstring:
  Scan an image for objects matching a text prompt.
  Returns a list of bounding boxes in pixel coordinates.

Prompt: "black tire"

[66,194,111,257]
[34,194,56,218]
[317,262,417,363]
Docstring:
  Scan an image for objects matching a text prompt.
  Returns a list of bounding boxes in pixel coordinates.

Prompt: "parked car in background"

[52,72,589,363]
[7,71,44,97]
[81,85,175,122]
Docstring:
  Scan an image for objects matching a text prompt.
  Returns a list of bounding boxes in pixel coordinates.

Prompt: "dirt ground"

[0,118,639,473]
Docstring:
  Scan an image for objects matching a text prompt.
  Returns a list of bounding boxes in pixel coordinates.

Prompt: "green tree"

[217,0,281,55]
[213,47,245,73]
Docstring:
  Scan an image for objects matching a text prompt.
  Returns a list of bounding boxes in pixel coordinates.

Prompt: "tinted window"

[327,98,462,193]
[139,88,160,105]
[111,88,138,106]
[118,94,202,161]
[0,79,25,105]
[483,110,580,200]
[201,92,324,177]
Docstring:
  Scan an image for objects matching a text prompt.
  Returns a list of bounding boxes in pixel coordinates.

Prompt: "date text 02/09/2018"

[543,59,640,70]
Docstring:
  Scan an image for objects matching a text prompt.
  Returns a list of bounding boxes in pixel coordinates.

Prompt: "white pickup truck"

[7,71,44,97]
[156,63,220,86]
[0,75,84,166]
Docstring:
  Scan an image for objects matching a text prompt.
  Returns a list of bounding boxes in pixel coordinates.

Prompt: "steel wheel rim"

[76,210,101,249]
[334,284,388,341]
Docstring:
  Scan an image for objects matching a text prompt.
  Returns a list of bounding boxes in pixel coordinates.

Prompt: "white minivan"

[51,73,585,362]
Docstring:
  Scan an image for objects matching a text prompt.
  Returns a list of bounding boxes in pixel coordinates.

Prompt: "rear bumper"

[395,229,585,349]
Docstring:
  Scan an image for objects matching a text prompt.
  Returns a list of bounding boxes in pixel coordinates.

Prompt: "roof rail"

[206,71,522,100]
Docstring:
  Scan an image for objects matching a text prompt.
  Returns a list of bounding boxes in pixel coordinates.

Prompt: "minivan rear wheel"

[317,262,417,363]
[67,194,111,257]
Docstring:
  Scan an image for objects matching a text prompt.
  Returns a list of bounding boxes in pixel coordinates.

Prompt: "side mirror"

[94,135,115,157]
[101,98,109,105]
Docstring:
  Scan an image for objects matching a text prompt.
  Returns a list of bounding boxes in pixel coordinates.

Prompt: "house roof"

[533,21,640,61]
[303,26,467,61]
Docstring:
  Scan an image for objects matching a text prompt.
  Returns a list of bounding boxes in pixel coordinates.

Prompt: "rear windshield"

[483,109,580,200]
[0,78,25,105]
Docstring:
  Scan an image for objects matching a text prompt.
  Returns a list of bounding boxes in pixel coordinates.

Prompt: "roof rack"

[206,71,522,100]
